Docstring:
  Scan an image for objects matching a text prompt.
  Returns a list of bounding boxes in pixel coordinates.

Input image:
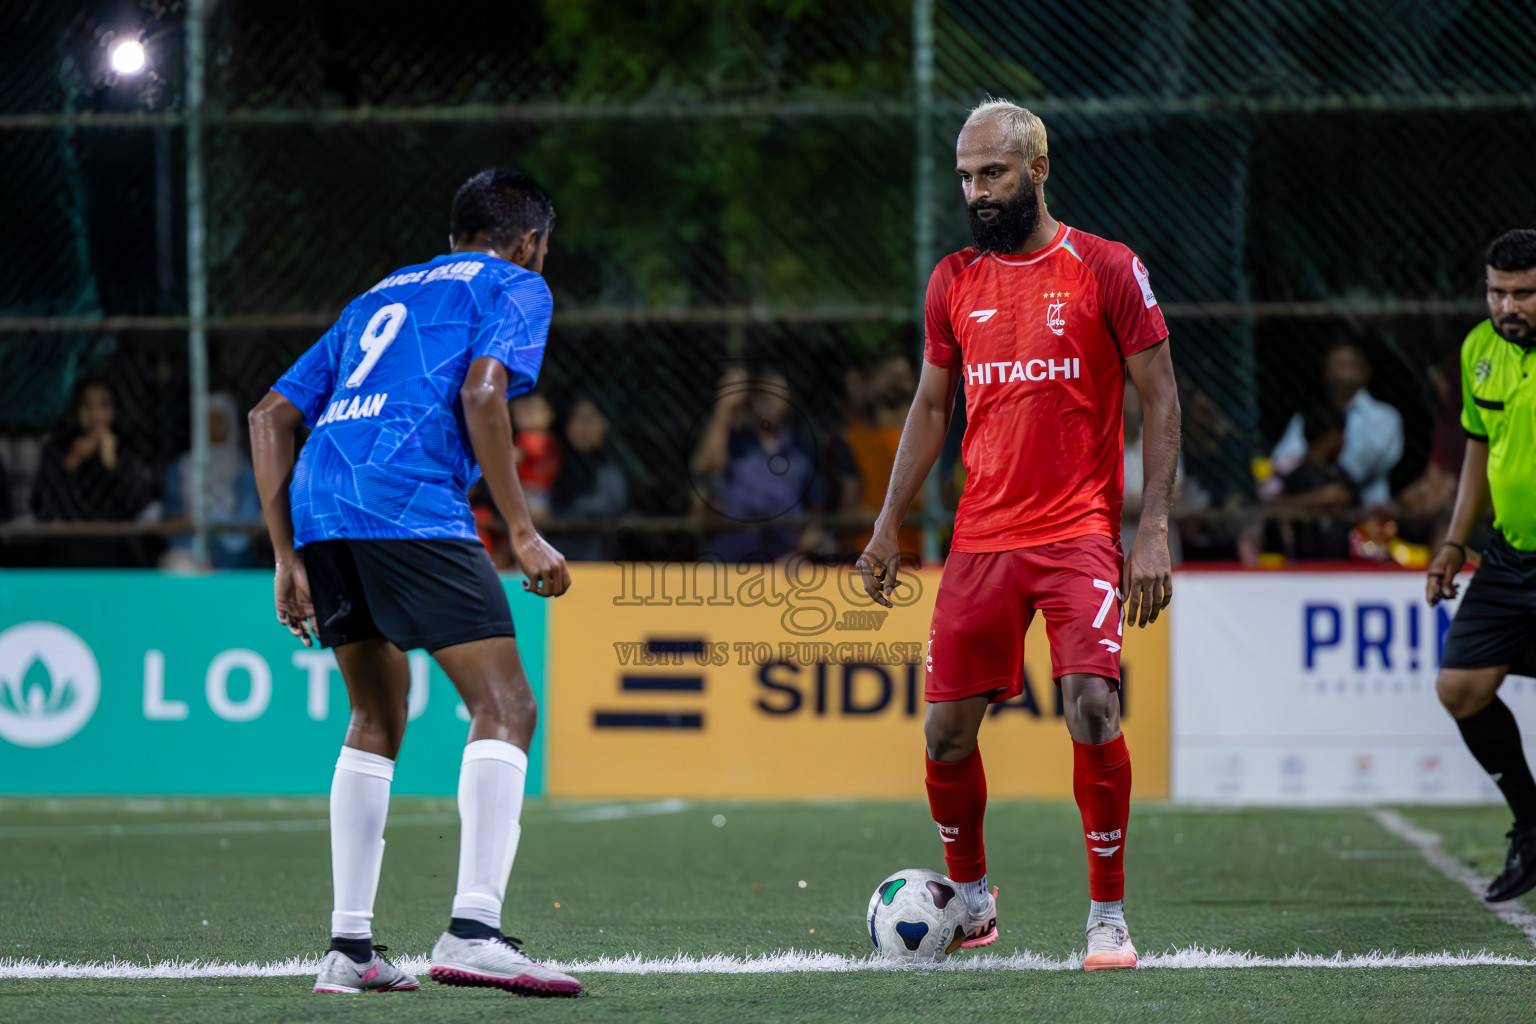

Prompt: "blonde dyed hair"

[962,99,1048,163]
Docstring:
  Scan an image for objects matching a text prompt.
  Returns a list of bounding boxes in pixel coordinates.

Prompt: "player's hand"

[857,530,905,609]
[1426,542,1466,605]
[1122,531,1172,628]
[513,531,571,598]
[274,557,316,647]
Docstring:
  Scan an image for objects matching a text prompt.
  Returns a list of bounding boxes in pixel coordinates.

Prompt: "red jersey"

[924,222,1168,552]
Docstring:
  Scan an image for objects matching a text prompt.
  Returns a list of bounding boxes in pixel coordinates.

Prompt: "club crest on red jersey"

[1042,289,1069,336]
[1046,300,1066,336]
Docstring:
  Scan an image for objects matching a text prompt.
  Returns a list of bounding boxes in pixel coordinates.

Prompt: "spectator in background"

[1276,405,1356,505]
[843,354,924,561]
[1398,348,1464,544]
[1271,340,1402,505]
[162,392,263,569]
[693,366,820,562]
[32,378,155,566]
[821,365,868,557]
[550,395,631,560]
[511,393,560,522]
[1263,404,1357,560]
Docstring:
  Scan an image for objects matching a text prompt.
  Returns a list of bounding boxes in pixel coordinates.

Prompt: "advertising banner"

[1171,570,1533,804]
[0,572,547,795]
[546,562,1169,799]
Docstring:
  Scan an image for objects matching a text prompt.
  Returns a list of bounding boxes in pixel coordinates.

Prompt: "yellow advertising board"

[546,562,1168,799]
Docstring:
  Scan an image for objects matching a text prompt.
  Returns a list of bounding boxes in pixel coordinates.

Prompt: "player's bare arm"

[461,356,571,598]
[859,359,961,607]
[249,390,316,646]
[1123,341,1180,627]
[1426,437,1490,605]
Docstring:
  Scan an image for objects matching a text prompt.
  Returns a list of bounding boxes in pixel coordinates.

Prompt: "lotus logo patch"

[0,622,100,747]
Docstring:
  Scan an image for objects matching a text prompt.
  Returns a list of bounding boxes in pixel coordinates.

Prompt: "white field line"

[558,799,689,822]
[1369,808,1536,948]
[2,946,1532,980]
[0,813,455,840]
[0,801,690,839]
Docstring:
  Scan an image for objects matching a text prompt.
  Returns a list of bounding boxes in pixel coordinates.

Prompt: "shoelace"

[1087,922,1127,945]
[494,935,525,952]
[370,944,397,965]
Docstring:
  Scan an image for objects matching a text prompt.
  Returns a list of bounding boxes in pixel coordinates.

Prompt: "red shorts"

[925,534,1124,703]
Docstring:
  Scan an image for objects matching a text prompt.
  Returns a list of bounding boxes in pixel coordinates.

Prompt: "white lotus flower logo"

[0,623,100,747]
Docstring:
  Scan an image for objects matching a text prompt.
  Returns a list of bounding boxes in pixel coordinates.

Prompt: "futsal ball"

[866,868,968,963]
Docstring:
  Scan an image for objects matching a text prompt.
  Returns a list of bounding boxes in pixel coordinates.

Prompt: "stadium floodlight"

[109,39,147,75]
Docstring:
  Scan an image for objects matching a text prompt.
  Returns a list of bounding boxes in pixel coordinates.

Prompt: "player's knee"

[1437,671,1494,719]
[1065,682,1120,743]
[514,690,539,732]
[924,714,977,762]
[350,702,407,751]
[468,686,538,732]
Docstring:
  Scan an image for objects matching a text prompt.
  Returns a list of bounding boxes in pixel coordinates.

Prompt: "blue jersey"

[272,252,551,547]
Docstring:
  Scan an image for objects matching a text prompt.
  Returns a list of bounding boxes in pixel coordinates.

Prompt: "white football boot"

[312,946,420,993]
[1083,920,1138,971]
[428,931,582,997]
[958,886,999,949]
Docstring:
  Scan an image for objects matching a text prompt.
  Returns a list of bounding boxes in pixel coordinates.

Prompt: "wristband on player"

[1440,540,1467,557]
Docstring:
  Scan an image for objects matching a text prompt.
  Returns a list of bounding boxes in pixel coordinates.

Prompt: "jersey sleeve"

[471,272,554,398]
[1461,335,1487,440]
[923,254,966,367]
[1089,243,1169,358]
[272,317,345,427]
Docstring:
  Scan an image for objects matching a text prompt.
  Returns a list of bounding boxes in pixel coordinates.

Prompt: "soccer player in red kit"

[859,100,1181,971]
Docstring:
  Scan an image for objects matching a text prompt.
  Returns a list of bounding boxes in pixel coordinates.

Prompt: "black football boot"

[1485,825,1536,902]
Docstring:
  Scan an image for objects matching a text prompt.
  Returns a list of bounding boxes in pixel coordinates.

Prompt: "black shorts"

[1441,532,1536,677]
[301,538,515,652]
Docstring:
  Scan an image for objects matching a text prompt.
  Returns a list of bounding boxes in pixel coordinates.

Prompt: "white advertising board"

[1172,571,1536,804]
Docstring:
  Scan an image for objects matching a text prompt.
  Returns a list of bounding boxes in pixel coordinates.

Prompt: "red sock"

[925,746,987,882]
[1073,734,1131,902]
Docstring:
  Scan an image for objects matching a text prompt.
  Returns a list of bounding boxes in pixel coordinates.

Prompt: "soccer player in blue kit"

[248,169,581,997]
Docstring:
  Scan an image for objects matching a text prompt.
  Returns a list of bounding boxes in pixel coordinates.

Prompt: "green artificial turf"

[1,798,1532,1022]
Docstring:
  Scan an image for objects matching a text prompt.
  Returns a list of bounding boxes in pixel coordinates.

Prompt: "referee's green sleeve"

[1462,337,1488,441]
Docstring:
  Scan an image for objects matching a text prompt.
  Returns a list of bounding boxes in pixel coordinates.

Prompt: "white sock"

[330,746,395,938]
[451,739,529,930]
[962,874,991,915]
[1088,899,1126,930]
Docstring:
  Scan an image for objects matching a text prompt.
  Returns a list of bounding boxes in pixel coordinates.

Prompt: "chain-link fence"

[4,0,1532,567]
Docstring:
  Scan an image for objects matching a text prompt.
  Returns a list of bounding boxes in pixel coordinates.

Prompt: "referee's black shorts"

[301,538,514,652]
[1441,531,1536,678]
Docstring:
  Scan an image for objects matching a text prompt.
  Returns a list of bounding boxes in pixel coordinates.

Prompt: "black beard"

[1494,316,1536,348]
[967,190,1042,253]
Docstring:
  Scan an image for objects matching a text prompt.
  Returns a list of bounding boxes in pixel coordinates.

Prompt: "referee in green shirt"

[1429,228,1536,902]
